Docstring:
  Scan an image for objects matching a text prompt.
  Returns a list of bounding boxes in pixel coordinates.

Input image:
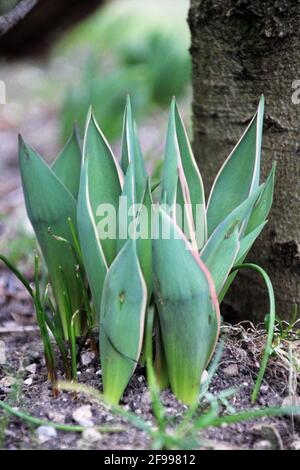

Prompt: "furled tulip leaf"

[121,96,147,203]
[201,187,262,294]
[201,224,240,295]
[52,127,82,199]
[100,239,147,404]
[153,207,220,405]
[173,100,206,248]
[218,221,267,303]
[245,163,275,236]
[117,163,135,254]
[238,221,267,262]
[161,98,206,249]
[207,96,264,236]
[136,178,153,299]
[77,158,108,315]
[19,137,81,339]
[83,109,123,266]
[118,165,152,298]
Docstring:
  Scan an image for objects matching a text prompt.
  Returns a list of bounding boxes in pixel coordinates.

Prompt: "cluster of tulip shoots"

[13,96,274,406]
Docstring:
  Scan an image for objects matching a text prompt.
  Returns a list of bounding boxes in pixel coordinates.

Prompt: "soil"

[0,271,300,450]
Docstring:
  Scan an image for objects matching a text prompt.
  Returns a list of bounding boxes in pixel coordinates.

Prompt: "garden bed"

[0,269,299,450]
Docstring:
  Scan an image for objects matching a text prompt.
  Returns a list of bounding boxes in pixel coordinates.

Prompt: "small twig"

[0,0,38,36]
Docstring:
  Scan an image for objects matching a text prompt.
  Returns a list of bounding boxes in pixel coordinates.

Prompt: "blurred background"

[0,0,191,267]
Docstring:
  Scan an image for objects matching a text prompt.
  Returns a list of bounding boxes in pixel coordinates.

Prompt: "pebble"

[72,405,93,427]
[223,364,239,377]
[36,426,57,443]
[253,440,272,450]
[82,427,102,443]
[81,351,95,366]
[47,410,65,424]
[25,363,36,375]
[141,391,151,407]
[0,376,14,388]
[260,384,269,395]
[291,440,300,450]
[24,377,33,386]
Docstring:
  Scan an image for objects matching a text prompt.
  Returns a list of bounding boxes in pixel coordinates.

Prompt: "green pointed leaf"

[174,101,206,248]
[200,187,262,295]
[201,224,240,295]
[117,163,136,254]
[153,207,220,405]
[77,158,108,315]
[245,163,275,236]
[207,96,264,236]
[100,239,147,404]
[19,137,81,338]
[218,222,267,304]
[117,168,152,299]
[83,110,123,266]
[238,221,267,262]
[121,96,147,203]
[161,99,206,249]
[52,127,82,199]
[136,178,152,299]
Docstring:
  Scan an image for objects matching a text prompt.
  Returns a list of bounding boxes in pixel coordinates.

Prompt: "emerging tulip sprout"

[1,95,275,405]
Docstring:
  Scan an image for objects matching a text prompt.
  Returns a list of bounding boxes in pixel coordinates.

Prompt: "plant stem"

[0,400,123,433]
[231,263,275,403]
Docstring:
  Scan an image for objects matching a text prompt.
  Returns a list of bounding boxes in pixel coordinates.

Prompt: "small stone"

[141,391,151,406]
[260,384,269,395]
[24,377,33,386]
[72,405,93,427]
[0,376,14,388]
[213,442,236,450]
[82,427,102,443]
[253,440,272,450]
[138,376,144,383]
[47,411,65,423]
[81,351,95,366]
[223,364,239,377]
[96,369,102,376]
[25,363,37,374]
[291,440,300,450]
[37,426,57,443]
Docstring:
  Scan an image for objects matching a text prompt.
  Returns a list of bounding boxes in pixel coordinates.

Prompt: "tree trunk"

[189,0,300,321]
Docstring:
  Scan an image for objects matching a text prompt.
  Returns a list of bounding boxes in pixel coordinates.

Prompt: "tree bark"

[189,0,300,321]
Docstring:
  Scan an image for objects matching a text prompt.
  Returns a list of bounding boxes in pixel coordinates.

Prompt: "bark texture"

[189,0,300,321]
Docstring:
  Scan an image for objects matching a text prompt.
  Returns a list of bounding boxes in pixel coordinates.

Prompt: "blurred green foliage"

[56,0,191,141]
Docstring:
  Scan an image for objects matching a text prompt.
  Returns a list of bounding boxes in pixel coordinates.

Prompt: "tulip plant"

[1,95,275,406]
